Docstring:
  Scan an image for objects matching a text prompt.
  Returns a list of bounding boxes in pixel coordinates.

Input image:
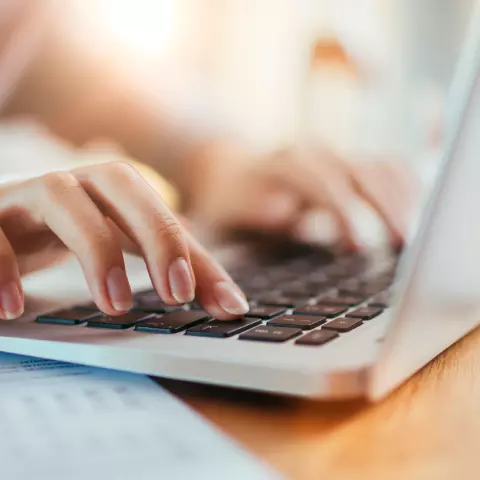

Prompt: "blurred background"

[1,0,475,161]
[18,0,473,153]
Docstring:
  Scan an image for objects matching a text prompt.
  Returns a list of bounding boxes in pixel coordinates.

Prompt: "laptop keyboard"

[35,250,397,347]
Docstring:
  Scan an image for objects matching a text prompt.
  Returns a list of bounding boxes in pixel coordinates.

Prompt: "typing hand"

[0,162,249,321]
[188,144,419,250]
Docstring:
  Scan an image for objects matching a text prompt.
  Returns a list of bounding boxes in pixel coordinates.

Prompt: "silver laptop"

[0,9,478,401]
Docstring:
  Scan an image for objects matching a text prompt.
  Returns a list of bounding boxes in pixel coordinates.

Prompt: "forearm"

[2,22,212,206]
[1,1,242,213]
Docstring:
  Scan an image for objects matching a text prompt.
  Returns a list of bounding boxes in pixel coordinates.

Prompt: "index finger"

[74,162,194,306]
[270,147,361,249]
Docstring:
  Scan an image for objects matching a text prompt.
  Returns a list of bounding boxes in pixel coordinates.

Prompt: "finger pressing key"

[36,172,133,315]
[187,234,249,320]
[74,162,196,306]
[0,162,248,322]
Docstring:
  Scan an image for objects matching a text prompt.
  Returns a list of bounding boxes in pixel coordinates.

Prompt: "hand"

[0,162,249,321]
[187,143,419,249]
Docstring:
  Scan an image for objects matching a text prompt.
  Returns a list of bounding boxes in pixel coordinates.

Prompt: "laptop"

[0,9,478,401]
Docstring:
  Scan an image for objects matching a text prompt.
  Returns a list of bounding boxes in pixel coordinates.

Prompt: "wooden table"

[164,326,480,480]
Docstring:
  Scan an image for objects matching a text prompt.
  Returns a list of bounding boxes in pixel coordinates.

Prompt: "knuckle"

[41,171,78,197]
[81,226,119,265]
[84,226,116,254]
[104,161,139,181]
[150,211,185,251]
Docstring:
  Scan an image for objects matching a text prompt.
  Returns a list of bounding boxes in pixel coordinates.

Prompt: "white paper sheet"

[0,353,280,480]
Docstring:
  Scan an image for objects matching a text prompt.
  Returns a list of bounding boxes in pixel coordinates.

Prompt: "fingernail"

[294,210,341,246]
[168,258,195,304]
[107,267,132,312]
[0,282,24,320]
[214,281,249,315]
[349,202,389,249]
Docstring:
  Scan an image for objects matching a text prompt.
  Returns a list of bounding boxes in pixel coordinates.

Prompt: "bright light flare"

[97,0,177,57]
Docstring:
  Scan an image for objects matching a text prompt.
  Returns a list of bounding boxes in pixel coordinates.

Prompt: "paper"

[0,353,280,480]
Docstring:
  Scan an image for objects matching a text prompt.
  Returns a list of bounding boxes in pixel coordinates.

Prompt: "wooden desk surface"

[163,326,480,480]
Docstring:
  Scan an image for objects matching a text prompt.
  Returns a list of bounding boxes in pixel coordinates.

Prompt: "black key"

[321,295,365,307]
[295,330,339,346]
[322,317,363,332]
[267,315,326,330]
[87,312,154,330]
[246,306,286,319]
[186,318,261,338]
[346,307,383,320]
[135,311,210,334]
[295,304,347,318]
[239,326,302,343]
[134,292,181,313]
[36,309,101,326]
